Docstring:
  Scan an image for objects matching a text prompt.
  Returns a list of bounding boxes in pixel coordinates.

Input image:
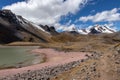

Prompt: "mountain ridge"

[67,24,116,35]
[0,9,52,44]
[0,9,118,44]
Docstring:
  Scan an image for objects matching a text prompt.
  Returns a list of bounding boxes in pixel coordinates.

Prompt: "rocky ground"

[51,44,120,80]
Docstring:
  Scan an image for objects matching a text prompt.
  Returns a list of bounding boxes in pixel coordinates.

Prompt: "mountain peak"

[90,24,116,34]
[0,9,20,24]
[0,9,12,13]
[76,24,116,35]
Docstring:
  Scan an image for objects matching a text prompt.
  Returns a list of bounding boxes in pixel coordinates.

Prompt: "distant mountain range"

[63,24,116,35]
[0,9,118,44]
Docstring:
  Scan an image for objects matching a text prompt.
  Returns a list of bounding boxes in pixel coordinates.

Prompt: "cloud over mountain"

[3,0,87,25]
[79,8,120,22]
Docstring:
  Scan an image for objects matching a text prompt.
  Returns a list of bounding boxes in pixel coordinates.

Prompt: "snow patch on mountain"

[16,15,50,34]
[31,23,50,34]
[61,24,116,34]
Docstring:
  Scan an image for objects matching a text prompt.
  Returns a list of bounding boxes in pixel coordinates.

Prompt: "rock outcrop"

[39,25,58,35]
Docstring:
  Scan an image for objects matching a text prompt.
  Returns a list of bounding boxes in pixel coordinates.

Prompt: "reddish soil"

[0,48,90,78]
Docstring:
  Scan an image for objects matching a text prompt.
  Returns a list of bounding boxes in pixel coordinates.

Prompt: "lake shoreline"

[0,46,46,69]
[0,48,90,79]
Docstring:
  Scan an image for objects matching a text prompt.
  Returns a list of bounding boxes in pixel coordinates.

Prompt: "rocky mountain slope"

[39,25,58,35]
[0,9,52,44]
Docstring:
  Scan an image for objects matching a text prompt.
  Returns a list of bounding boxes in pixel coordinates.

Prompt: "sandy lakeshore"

[0,48,90,79]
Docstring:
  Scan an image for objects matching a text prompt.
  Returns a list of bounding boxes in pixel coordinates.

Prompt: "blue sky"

[0,0,25,9]
[59,0,120,30]
[0,0,120,31]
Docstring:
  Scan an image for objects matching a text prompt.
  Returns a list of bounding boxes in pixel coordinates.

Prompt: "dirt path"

[99,52,112,80]
[0,48,90,79]
[99,50,120,80]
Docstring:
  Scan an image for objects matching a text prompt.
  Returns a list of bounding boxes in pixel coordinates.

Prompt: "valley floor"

[0,40,120,80]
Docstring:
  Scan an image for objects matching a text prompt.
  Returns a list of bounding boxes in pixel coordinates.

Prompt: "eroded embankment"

[0,48,90,80]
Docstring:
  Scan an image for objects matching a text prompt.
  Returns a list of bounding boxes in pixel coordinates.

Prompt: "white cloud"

[79,8,120,22]
[3,0,87,25]
[53,23,76,31]
[90,10,95,13]
[66,20,72,26]
[105,23,117,31]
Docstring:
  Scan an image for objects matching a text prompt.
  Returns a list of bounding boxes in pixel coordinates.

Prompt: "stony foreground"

[51,45,120,80]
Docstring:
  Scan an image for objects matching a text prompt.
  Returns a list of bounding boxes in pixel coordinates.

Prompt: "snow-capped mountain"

[75,24,116,34]
[0,9,117,44]
[0,9,52,43]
